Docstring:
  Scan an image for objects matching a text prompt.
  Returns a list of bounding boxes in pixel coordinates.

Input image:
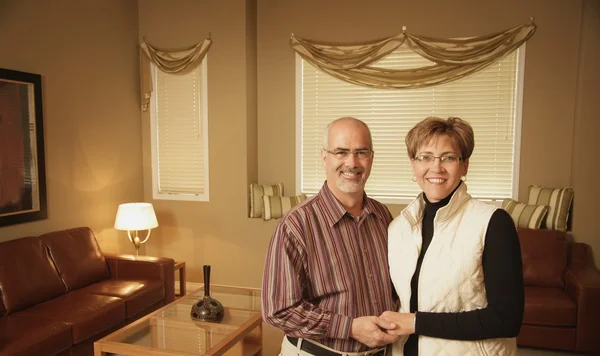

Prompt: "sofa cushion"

[518,324,577,351]
[77,279,164,318]
[0,313,72,356]
[501,199,548,229]
[518,227,567,288]
[0,236,66,315]
[22,292,126,344]
[249,183,283,218]
[262,194,307,220]
[523,286,577,327]
[527,185,574,232]
[41,227,110,292]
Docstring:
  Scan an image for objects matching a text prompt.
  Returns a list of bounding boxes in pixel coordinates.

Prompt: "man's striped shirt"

[262,182,395,352]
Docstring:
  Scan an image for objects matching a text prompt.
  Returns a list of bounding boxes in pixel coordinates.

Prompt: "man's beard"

[336,167,366,193]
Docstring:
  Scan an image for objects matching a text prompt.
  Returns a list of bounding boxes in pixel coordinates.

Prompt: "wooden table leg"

[174,261,186,296]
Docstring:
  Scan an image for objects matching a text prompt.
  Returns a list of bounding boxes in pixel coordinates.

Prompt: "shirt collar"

[317,181,383,227]
[402,181,470,228]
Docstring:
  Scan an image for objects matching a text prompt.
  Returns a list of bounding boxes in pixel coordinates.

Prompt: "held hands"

[379,311,415,336]
[350,316,399,347]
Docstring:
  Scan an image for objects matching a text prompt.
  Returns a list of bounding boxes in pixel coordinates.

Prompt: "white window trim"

[295,54,304,198]
[511,44,526,202]
[149,59,210,202]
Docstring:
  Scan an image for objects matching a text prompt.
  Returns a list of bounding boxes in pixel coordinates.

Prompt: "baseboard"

[185,281,203,294]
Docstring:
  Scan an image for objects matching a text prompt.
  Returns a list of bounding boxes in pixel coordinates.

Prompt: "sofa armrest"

[565,243,600,352]
[103,254,175,304]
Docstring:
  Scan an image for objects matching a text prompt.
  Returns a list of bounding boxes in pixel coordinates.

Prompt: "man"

[262,117,398,356]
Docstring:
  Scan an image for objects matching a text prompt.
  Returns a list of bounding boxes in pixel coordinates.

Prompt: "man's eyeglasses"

[325,149,374,160]
[414,155,462,165]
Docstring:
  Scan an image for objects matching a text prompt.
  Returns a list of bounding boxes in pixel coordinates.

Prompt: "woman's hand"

[350,316,399,347]
[380,311,416,336]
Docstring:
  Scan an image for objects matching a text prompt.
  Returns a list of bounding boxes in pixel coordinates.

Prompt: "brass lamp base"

[127,230,151,256]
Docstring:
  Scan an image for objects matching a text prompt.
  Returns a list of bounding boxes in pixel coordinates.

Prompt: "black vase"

[190,265,224,322]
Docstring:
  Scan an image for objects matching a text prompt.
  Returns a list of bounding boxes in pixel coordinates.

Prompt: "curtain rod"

[291,17,535,39]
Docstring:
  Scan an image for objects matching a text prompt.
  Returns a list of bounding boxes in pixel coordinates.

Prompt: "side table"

[174,261,186,296]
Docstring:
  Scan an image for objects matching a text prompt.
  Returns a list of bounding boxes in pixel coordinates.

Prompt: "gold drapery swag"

[290,22,536,89]
[139,38,212,111]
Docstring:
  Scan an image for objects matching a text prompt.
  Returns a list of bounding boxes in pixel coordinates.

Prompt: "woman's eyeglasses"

[414,155,462,165]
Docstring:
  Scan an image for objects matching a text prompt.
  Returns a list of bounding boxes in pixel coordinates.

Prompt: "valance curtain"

[139,38,212,111]
[290,22,536,89]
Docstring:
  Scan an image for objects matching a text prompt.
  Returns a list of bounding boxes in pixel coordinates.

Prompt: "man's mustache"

[338,167,364,174]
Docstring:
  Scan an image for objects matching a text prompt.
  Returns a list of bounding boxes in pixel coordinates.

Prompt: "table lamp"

[114,202,158,255]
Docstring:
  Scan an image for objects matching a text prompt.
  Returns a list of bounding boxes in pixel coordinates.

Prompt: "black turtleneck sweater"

[403,184,524,356]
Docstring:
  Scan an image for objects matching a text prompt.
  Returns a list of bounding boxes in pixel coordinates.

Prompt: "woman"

[383,116,524,356]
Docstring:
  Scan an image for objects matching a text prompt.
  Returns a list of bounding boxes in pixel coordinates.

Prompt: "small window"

[150,60,209,201]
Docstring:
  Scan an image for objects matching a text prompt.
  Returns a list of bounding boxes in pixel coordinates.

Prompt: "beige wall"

[1,0,598,354]
[257,0,582,211]
[0,0,141,253]
[571,0,600,267]
[2,0,597,288]
[137,3,284,350]
[138,0,276,289]
[256,0,599,264]
[136,0,596,290]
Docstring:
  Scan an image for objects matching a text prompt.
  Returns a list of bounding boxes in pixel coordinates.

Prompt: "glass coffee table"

[94,284,262,356]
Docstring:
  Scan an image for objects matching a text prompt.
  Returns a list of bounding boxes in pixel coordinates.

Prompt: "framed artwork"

[0,68,47,227]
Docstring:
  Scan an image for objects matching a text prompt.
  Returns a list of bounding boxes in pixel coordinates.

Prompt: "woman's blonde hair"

[405,116,474,160]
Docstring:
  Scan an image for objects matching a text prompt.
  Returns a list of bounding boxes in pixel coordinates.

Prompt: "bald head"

[323,117,373,150]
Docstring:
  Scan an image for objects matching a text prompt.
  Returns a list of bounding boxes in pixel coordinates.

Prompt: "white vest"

[388,184,516,356]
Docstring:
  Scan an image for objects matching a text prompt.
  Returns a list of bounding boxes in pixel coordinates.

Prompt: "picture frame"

[0,68,47,227]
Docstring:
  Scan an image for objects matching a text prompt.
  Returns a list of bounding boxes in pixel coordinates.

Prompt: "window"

[150,59,209,201]
[297,46,525,204]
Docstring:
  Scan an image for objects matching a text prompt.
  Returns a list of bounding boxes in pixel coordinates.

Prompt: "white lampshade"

[114,202,158,231]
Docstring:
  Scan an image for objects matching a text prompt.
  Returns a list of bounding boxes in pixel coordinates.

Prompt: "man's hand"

[350,316,399,347]
[380,311,415,336]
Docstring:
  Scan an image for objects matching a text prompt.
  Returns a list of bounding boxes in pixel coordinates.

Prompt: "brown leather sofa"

[0,227,175,356]
[517,227,600,353]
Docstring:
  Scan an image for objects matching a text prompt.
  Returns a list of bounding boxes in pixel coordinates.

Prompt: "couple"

[262,117,524,356]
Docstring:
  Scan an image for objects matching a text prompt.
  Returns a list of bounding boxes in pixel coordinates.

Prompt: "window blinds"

[152,63,209,200]
[299,46,523,202]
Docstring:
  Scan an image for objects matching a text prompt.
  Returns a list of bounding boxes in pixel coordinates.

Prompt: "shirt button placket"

[360,224,379,308]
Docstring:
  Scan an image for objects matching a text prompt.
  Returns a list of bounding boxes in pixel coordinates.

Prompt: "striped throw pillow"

[527,185,574,232]
[262,194,307,221]
[249,183,284,218]
[502,199,549,229]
